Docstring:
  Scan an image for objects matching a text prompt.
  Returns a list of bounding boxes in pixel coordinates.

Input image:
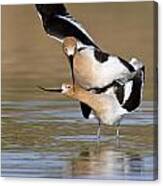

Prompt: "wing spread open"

[35,4,98,48]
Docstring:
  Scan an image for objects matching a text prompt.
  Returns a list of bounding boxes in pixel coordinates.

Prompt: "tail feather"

[129,57,144,70]
[122,59,145,112]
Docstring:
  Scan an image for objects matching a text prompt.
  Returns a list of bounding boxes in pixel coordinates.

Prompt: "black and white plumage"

[88,57,145,114]
[38,59,144,138]
[115,58,144,112]
[35,4,98,48]
[35,4,145,119]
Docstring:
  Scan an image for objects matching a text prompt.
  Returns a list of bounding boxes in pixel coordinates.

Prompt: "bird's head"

[63,37,77,86]
[61,83,75,97]
[38,83,75,97]
[63,37,78,58]
[61,83,86,100]
[38,83,86,102]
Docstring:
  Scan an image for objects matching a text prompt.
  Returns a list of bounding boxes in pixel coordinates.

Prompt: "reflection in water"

[2,145,154,180]
[71,146,148,180]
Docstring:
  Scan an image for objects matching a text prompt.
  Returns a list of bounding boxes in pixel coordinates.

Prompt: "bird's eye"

[64,47,68,53]
[67,85,71,89]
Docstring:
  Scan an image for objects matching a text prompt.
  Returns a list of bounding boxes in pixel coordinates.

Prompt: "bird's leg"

[116,125,120,138]
[115,125,121,148]
[116,128,119,137]
[97,121,101,139]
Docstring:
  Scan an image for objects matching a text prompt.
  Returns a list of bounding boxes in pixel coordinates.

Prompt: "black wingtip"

[35,4,68,16]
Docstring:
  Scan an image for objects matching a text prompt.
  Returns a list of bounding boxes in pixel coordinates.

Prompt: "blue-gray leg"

[97,121,101,139]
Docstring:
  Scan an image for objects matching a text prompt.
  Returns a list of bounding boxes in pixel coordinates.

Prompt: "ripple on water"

[1,100,157,180]
[2,101,155,126]
[55,135,120,142]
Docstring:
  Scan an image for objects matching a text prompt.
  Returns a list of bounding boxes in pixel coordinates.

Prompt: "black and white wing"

[35,4,98,48]
[88,57,145,113]
[116,58,145,112]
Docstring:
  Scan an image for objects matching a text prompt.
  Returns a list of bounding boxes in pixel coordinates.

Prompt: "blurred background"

[1,2,157,101]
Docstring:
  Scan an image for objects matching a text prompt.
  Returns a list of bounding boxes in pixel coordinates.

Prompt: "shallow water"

[1,101,157,180]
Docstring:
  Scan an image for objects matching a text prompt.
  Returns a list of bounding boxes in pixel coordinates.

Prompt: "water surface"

[1,101,157,180]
